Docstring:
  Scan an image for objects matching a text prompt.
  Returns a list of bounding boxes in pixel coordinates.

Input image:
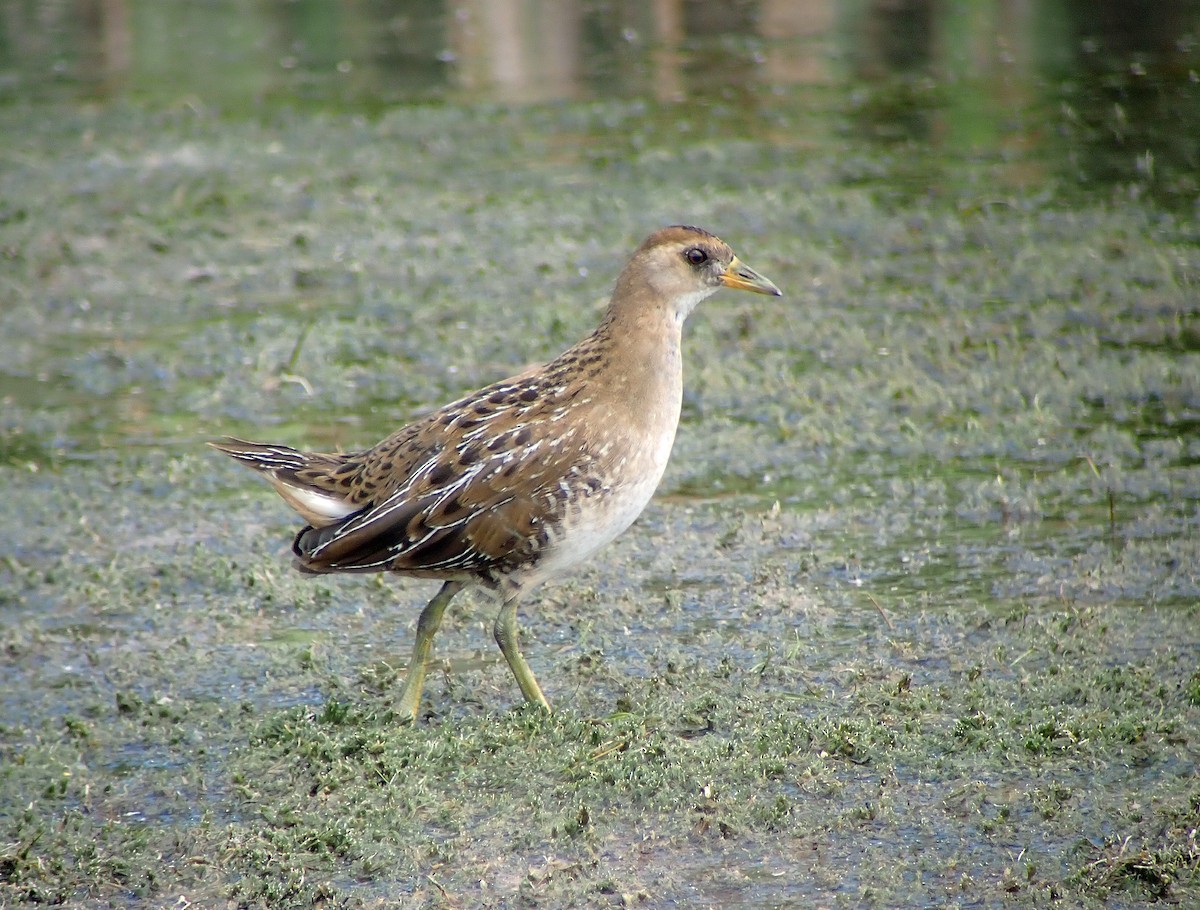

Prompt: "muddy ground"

[1,95,1198,908]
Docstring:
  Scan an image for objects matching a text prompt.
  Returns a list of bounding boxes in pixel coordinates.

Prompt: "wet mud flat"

[1,100,1198,907]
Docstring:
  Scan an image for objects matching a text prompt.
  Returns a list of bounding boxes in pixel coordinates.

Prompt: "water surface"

[1,2,1198,908]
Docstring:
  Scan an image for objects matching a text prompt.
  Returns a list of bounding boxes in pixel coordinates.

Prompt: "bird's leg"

[493,596,551,712]
[395,580,465,721]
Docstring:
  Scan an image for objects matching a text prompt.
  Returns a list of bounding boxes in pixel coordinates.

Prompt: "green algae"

[2,66,1199,910]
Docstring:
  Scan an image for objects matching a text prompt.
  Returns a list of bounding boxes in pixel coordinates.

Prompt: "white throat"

[673,286,718,325]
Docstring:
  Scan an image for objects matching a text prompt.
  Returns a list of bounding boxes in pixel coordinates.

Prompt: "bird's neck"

[583,293,685,433]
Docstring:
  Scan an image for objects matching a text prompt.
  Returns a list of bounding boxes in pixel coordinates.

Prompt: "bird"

[211,225,782,720]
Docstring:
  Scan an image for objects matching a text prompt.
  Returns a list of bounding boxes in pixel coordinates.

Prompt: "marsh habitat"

[1,2,1198,907]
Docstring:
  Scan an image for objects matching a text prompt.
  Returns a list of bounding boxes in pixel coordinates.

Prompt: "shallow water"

[2,3,1199,909]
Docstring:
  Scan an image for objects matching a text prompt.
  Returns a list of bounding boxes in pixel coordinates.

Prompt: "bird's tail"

[208,436,360,527]
[208,437,309,475]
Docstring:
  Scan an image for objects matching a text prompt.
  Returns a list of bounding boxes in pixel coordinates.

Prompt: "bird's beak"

[721,256,782,296]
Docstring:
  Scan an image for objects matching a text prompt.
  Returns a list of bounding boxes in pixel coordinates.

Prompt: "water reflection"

[1056,2,1200,203]
[1,0,1197,207]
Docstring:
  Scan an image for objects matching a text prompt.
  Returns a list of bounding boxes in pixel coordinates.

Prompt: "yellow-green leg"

[396,580,465,722]
[493,596,551,711]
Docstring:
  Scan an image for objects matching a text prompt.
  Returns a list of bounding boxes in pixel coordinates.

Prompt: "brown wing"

[292,488,537,576]
[292,445,578,577]
[292,370,596,577]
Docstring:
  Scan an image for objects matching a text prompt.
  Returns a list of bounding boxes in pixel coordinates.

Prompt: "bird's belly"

[516,463,665,592]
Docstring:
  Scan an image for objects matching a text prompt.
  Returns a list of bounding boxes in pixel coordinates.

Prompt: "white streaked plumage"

[210,225,781,719]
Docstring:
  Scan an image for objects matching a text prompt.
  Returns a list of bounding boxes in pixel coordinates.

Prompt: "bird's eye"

[684,247,709,266]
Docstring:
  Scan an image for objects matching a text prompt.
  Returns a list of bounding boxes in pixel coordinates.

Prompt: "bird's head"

[614,225,782,325]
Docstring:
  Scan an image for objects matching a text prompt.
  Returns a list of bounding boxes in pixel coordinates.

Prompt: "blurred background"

[2,6,1198,906]
[3,0,1198,210]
